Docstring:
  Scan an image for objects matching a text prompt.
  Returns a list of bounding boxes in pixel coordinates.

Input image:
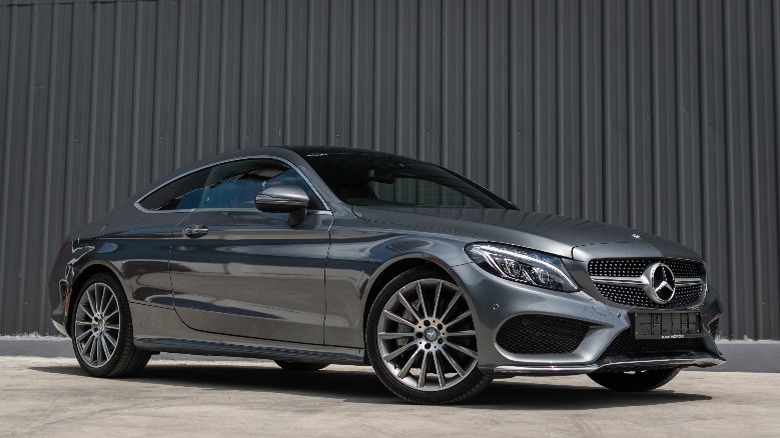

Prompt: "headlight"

[465,243,579,292]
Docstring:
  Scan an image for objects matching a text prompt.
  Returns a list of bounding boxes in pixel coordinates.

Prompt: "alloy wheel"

[376,279,478,391]
[73,282,121,368]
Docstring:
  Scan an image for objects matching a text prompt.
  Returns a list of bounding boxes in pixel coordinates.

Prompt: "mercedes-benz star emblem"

[642,263,676,304]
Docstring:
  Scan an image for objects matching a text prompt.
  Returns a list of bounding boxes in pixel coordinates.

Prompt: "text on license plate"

[633,312,703,339]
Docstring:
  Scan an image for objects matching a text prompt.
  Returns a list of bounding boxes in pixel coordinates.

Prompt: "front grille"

[496,315,590,355]
[596,283,704,309]
[602,329,708,356]
[589,258,705,278]
[588,258,706,309]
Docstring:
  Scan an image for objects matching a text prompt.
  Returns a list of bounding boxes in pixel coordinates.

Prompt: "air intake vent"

[602,329,708,356]
[496,315,590,355]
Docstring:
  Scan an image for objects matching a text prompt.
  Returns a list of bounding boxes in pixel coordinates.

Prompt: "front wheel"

[588,368,681,392]
[366,268,491,404]
[71,273,151,377]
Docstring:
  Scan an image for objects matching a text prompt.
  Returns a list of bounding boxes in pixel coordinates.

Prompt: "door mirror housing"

[254,185,309,226]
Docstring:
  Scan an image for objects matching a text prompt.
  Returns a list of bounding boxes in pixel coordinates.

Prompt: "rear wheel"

[71,273,150,377]
[588,368,681,391]
[366,268,491,404]
[274,360,329,371]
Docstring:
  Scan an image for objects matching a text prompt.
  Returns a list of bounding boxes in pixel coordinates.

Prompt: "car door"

[168,158,331,345]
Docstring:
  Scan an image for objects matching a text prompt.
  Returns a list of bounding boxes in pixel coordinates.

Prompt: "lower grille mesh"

[603,329,708,355]
[496,315,590,355]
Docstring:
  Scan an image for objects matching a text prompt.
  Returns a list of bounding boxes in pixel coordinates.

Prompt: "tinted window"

[302,152,512,208]
[140,159,323,211]
[370,178,482,207]
[139,168,210,211]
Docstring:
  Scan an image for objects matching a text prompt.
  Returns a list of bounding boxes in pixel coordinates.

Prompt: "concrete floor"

[1,353,779,437]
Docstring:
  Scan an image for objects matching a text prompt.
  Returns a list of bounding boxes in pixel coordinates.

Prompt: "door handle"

[183,225,209,238]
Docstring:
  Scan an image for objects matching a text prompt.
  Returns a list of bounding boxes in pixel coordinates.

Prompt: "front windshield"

[302,152,514,209]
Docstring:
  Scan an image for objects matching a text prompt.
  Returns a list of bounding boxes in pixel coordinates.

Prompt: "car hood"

[352,207,700,261]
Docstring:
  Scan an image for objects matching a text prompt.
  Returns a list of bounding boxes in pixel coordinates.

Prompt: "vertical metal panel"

[0,0,779,339]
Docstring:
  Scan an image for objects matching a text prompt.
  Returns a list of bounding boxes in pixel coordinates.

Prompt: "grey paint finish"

[0,0,778,339]
[47,147,723,382]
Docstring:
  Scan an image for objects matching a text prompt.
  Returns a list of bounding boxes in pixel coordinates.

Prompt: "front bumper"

[450,262,724,377]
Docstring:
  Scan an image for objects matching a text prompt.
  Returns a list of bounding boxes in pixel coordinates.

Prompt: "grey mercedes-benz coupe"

[49,146,724,404]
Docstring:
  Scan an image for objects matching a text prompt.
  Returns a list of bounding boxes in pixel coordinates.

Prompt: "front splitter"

[493,352,725,376]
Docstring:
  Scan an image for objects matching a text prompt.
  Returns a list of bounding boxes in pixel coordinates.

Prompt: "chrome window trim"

[134,155,331,214]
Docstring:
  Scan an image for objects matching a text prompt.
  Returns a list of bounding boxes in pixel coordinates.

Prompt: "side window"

[370,178,480,207]
[200,159,281,209]
[199,159,324,210]
[139,159,323,211]
[139,168,210,211]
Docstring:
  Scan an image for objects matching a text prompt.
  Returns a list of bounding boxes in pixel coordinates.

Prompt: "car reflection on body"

[49,146,724,404]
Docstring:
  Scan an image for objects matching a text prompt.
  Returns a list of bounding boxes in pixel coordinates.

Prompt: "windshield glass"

[302,151,514,209]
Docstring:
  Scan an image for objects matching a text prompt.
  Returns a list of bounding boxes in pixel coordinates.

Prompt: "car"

[49,146,725,404]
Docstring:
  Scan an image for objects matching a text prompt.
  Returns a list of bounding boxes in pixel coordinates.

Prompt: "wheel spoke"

[79,304,94,320]
[445,341,478,359]
[415,281,428,319]
[397,349,421,379]
[104,309,119,320]
[75,320,91,327]
[96,338,103,364]
[86,288,97,315]
[105,295,117,314]
[417,351,429,388]
[81,335,94,355]
[433,351,446,388]
[395,292,422,321]
[439,291,462,322]
[76,330,92,343]
[382,310,416,329]
[431,281,443,319]
[439,347,467,377]
[103,332,118,348]
[99,285,110,313]
[378,332,415,340]
[89,337,98,364]
[105,323,120,331]
[100,337,111,361]
[446,330,476,338]
[382,341,417,362]
[445,310,472,327]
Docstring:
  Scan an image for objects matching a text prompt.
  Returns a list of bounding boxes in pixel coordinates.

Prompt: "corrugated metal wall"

[1,0,778,339]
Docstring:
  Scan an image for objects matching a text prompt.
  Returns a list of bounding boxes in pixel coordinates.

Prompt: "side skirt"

[130,301,365,365]
[134,337,365,365]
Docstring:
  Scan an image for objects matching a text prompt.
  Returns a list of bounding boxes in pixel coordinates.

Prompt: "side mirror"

[254,185,309,226]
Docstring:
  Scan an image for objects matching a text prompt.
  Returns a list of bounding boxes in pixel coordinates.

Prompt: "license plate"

[633,312,703,339]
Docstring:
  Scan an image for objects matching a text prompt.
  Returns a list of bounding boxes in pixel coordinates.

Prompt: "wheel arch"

[361,254,464,334]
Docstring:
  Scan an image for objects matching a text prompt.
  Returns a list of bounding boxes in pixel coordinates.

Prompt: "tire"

[274,360,329,372]
[365,268,492,404]
[70,273,151,378]
[588,368,682,392]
